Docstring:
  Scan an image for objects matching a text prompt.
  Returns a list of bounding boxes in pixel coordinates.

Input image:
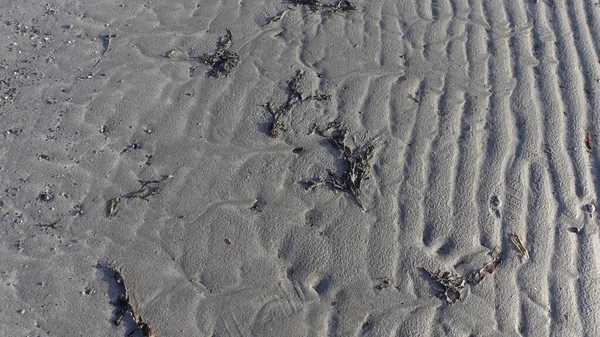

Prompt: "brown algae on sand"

[585,129,593,153]
[107,175,171,218]
[262,70,330,138]
[305,121,376,211]
[509,233,529,261]
[467,246,503,285]
[426,248,503,304]
[200,29,239,78]
[126,175,172,201]
[107,197,121,218]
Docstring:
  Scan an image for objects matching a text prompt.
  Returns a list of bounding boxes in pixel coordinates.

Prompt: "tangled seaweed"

[425,248,502,304]
[262,70,330,138]
[289,0,357,13]
[425,269,466,304]
[305,121,376,211]
[200,30,239,78]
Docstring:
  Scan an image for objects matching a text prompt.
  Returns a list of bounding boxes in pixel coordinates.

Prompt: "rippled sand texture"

[1,0,600,336]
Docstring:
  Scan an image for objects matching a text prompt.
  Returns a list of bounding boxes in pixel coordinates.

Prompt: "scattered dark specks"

[83,287,96,295]
[121,142,142,154]
[6,187,18,197]
[489,195,501,218]
[374,277,391,291]
[71,204,83,216]
[38,191,54,202]
[6,128,23,135]
[286,267,294,281]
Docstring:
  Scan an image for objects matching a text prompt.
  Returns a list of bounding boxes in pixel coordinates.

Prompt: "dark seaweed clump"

[424,269,466,304]
[424,248,502,304]
[305,121,375,211]
[200,29,239,78]
[289,0,357,13]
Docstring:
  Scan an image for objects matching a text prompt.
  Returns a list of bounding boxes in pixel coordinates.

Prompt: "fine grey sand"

[1,0,600,336]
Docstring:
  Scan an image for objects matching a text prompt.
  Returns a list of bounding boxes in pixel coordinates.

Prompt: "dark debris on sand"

[97,263,158,337]
[125,176,171,202]
[200,29,239,78]
[106,175,172,218]
[304,121,376,211]
[262,70,330,138]
[425,248,502,304]
[289,0,357,13]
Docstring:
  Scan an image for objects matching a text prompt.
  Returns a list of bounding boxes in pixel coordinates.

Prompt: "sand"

[0,0,599,336]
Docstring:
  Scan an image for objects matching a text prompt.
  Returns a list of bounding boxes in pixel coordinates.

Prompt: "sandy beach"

[1,0,599,336]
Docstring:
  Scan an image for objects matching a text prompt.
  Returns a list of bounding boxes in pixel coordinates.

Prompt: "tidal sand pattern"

[1,0,600,336]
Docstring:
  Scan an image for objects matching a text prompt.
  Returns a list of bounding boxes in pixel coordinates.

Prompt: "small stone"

[83,287,96,295]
